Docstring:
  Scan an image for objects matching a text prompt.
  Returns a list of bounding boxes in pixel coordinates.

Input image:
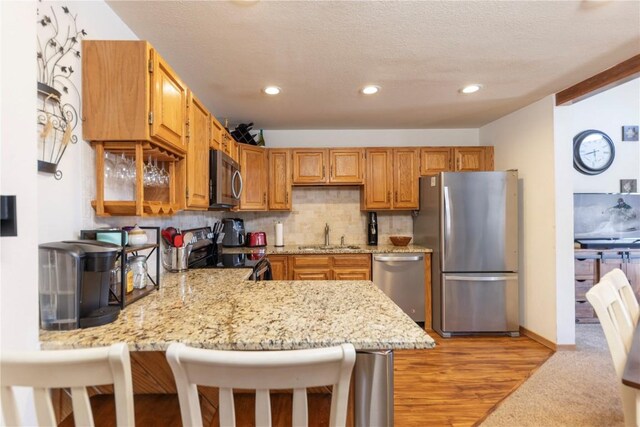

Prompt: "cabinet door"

[185,92,210,209]
[600,251,624,277]
[420,147,452,175]
[268,149,292,210]
[329,149,364,184]
[238,145,268,211]
[231,140,239,163]
[221,131,233,157]
[393,148,419,209]
[363,148,392,210]
[453,147,487,172]
[625,251,640,298]
[333,269,370,280]
[292,149,327,184]
[211,117,223,150]
[150,49,187,153]
[268,255,289,280]
[293,270,333,281]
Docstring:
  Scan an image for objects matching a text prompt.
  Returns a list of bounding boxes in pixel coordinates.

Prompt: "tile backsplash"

[237,187,413,246]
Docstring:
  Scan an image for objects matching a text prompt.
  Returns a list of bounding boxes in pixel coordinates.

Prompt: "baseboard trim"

[556,344,577,351]
[519,326,557,351]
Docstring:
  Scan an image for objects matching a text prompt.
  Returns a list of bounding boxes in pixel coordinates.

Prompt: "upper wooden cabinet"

[210,117,223,150]
[420,146,494,175]
[362,148,418,210]
[453,147,493,172]
[393,148,420,209]
[292,149,327,184]
[268,149,292,211]
[82,40,187,155]
[329,149,364,184]
[420,147,452,175]
[363,148,393,210]
[185,92,210,210]
[238,145,268,211]
[292,148,364,185]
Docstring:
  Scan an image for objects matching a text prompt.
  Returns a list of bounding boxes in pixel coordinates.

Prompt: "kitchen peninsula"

[40,269,435,426]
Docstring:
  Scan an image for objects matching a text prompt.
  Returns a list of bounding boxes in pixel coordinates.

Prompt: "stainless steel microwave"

[209,150,242,209]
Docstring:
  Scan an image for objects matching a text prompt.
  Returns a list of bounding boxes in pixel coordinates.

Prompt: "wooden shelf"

[123,284,156,306]
[91,200,180,216]
[93,141,186,217]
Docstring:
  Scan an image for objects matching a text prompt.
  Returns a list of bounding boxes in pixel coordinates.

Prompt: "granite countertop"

[40,270,435,352]
[232,244,432,255]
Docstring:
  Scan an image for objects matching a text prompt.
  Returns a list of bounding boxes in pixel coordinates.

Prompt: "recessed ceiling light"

[263,86,281,95]
[361,85,380,95]
[460,84,482,94]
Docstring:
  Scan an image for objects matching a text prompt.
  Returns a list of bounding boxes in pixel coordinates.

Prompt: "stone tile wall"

[236,187,413,246]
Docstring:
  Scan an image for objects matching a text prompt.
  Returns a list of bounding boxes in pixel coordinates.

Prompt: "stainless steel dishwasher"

[372,253,425,322]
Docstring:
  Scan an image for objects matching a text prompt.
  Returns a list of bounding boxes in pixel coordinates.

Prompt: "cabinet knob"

[322,166,325,179]
[263,193,266,204]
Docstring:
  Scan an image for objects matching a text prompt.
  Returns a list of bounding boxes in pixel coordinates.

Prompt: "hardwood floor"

[60,332,552,426]
[394,331,553,427]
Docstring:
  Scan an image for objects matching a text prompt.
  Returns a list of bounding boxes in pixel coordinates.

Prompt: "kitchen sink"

[298,245,361,251]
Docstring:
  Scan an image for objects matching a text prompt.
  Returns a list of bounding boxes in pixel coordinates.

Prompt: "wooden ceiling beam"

[555,54,640,106]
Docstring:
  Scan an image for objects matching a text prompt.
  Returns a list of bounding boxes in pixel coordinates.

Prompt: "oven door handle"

[253,258,272,281]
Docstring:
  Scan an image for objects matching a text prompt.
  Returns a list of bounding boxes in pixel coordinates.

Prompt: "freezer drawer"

[372,254,425,322]
[441,273,519,333]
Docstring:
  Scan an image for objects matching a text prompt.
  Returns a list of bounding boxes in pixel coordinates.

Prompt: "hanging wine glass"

[104,152,115,180]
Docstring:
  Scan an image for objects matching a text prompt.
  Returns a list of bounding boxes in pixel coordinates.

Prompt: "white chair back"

[0,343,134,427]
[166,343,356,427]
[586,277,637,427]
[604,268,639,326]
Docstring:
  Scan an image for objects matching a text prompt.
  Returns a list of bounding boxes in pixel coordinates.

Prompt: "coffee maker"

[38,240,121,330]
[222,218,246,247]
[367,212,378,246]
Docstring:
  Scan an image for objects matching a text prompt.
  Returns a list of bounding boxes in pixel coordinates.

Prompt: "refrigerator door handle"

[445,275,518,282]
[442,185,451,257]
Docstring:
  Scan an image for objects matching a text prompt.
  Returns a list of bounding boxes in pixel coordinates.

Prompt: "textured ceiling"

[106,1,640,129]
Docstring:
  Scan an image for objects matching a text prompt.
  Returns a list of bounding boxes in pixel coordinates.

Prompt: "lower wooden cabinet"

[267,255,289,280]
[294,270,333,280]
[333,269,370,280]
[272,254,372,281]
[574,249,640,323]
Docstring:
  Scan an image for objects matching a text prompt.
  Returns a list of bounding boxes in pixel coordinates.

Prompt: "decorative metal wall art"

[36,4,86,180]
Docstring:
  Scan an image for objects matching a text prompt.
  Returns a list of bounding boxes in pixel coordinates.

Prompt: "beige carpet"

[480,324,624,427]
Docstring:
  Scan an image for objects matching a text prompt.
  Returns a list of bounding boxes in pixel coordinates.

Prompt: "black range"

[184,226,272,280]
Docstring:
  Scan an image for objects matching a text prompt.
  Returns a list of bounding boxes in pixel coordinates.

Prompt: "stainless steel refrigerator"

[414,171,519,337]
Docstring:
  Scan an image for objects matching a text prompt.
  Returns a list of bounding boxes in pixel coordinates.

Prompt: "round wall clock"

[573,130,615,175]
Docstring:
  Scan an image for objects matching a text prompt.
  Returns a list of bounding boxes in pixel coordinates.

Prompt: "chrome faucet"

[341,235,345,246]
[324,223,330,246]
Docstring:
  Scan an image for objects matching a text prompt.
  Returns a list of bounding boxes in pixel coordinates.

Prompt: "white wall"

[263,129,479,147]
[37,0,139,243]
[1,1,39,423]
[479,96,563,344]
[560,78,640,193]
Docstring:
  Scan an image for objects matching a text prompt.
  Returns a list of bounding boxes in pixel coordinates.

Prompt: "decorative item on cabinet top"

[36,5,86,180]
